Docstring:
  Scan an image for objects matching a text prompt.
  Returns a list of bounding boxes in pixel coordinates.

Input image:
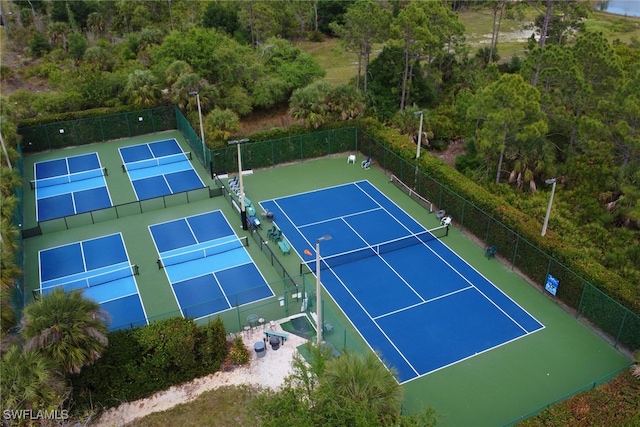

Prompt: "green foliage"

[20,288,109,375]
[228,336,250,365]
[196,317,228,372]
[135,317,200,384]
[314,352,403,426]
[72,316,228,411]
[519,370,640,426]
[204,108,241,148]
[0,345,68,413]
[29,32,51,57]
[252,344,419,427]
[68,33,87,60]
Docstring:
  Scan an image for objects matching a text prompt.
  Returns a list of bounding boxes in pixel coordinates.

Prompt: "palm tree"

[289,81,331,128]
[124,69,161,109]
[20,288,109,374]
[0,345,68,411]
[314,351,403,426]
[204,108,240,148]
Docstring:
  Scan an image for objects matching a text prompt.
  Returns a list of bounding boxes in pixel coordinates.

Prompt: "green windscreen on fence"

[19,106,176,153]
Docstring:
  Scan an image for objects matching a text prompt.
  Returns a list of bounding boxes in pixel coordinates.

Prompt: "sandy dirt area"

[93,321,307,426]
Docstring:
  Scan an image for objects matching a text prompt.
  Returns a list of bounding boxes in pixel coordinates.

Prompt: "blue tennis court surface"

[119,139,204,200]
[38,233,147,330]
[149,210,273,319]
[261,181,544,383]
[33,152,112,221]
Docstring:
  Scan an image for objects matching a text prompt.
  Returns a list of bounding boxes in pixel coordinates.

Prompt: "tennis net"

[311,225,448,271]
[122,151,192,172]
[30,167,108,190]
[157,236,248,269]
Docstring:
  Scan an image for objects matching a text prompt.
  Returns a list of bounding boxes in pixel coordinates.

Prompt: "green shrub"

[197,317,228,372]
[228,336,250,365]
[71,316,228,413]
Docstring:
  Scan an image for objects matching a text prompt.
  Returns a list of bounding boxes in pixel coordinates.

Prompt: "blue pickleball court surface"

[260,181,544,383]
[33,152,112,221]
[38,233,147,330]
[149,210,274,319]
[119,139,205,200]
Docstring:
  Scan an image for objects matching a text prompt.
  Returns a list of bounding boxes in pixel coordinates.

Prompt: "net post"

[103,167,108,177]
[30,180,36,190]
[157,259,163,269]
[133,264,139,275]
[121,164,126,173]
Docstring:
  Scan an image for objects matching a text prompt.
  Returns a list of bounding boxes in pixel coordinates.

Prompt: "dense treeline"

[7,0,635,308]
[0,0,639,424]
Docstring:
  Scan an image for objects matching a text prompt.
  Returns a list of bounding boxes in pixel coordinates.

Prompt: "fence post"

[511,236,519,270]
[576,282,588,319]
[615,311,628,347]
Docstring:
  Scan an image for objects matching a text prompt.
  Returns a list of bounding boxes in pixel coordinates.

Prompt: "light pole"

[541,178,557,236]
[315,235,332,346]
[228,138,250,230]
[414,110,423,159]
[189,91,206,160]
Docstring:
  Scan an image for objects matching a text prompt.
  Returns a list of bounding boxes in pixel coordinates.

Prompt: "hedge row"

[71,317,228,412]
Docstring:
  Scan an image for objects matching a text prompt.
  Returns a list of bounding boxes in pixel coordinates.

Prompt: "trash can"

[269,335,280,351]
[254,341,266,358]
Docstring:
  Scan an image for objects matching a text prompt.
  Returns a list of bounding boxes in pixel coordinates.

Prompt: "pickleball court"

[37,233,147,330]
[149,210,274,319]
[32,152,112,221]
[119,138,204,200]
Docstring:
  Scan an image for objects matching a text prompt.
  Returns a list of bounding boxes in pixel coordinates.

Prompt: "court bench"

[264,329,289,342]
[277,239,291,255]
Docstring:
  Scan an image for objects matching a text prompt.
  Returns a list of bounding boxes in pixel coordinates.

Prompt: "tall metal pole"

[229,138,250,230]
[541,178,557,236]
[189,91,206,160]
[415,111,423,159]
[237,142,247,230]
[315,235,331,346]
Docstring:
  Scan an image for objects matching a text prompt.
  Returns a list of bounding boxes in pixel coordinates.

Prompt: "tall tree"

[392,0,462,110]
[329,0,391,92]
[20,288,109,375]
[468,73,548,184]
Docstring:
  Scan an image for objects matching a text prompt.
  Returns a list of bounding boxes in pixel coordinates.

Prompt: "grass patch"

[457,7,537,62]
[583,11,640,43]
[295,37,358,85]
[128,385,262,427]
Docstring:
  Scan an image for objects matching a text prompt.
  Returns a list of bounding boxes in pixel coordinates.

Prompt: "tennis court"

[38,233,147,330]
[261,180,544,383]
[32,152,111,221]
[119,138,204,200]
[149,210,274,319]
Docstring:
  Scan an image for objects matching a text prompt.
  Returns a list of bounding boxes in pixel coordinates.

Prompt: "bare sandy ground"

[92,321,307,426]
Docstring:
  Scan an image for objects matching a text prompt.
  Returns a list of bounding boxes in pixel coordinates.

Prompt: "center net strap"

[314,226,448,271]
[123,152,191,172]
[158,236,248,269]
